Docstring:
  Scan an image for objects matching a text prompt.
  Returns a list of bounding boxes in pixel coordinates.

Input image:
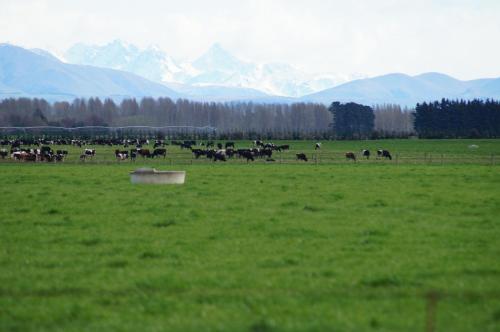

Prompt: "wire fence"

[0,151,497,166]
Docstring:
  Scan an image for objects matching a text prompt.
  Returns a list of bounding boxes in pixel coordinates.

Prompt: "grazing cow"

[213,150,227,162]
[296,153,308,162]
[315,143,322,150]
[225,148,235,158]
[153,148,167,158]
[277,144,290,151]
[191,148,205,159]
[137,149,152,158]
[262,148,273,158]
[41,146,52,155]
[153,140,165,148]
[240,150,254,162]
[345,152,356,161]
[11,151,22,160]
[377,149,392,160]
[225,142,235,149]
[115,149,129,161]
[54,154,64,162]
[362,149,370,159]
[264,143,276,150]
[0,149,7,159]
[84,149,95,158]
[254,140,264,147]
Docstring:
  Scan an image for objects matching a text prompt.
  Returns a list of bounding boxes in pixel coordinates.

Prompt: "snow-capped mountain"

[64,40,363,97]
[65,40,183,84]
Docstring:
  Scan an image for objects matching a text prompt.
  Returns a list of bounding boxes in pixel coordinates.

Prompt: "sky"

[1,0,500,79]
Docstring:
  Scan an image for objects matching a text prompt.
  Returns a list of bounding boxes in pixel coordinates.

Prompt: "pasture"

[0,139,500,331]
[1,138,499,165]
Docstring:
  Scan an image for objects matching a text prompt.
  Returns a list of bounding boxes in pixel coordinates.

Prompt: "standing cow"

[153,148,167,158]
[345,152,356,161]
[296,153,308,162]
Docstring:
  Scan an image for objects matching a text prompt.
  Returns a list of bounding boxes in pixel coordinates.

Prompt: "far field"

[1,138,500,165]
[0,139,499,331]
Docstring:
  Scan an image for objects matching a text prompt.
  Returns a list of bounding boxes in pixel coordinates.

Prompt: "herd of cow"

[0,138,393,163]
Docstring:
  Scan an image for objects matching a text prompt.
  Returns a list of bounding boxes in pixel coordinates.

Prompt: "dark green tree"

[328,102,375,139]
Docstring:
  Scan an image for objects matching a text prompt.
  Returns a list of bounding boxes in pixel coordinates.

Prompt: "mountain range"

[0,43,179,101]
[0,42,499,106]
[64,40,362,98]
[303,72,500,106]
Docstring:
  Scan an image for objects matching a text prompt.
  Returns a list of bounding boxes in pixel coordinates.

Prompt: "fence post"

[425,291,440,332]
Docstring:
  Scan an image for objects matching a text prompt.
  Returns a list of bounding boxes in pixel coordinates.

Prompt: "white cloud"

[1,0,499,79]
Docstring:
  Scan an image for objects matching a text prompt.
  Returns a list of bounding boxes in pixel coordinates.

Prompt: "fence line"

[0,125,217,131]
[0,152,497,166]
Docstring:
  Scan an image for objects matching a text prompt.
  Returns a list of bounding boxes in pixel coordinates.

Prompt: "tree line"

[0,97,332,139]
[414,99,500,138]
[0,97,497,139]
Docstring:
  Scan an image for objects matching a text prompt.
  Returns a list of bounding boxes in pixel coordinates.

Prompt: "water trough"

[130,168,186,184]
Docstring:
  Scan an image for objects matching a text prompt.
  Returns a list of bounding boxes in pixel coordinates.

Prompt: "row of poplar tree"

[0,97,498,139]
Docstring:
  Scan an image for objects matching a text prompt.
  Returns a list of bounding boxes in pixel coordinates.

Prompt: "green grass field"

[1,139,500,331]
[2,138,499,165]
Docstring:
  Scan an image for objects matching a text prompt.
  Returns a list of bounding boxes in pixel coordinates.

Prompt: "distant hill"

[0,44,180,101]
[302,72,500,106]
[1,43,499,106]
[163,82,271,102]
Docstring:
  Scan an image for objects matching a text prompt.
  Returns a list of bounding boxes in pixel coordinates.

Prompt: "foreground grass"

[0,163,499,331]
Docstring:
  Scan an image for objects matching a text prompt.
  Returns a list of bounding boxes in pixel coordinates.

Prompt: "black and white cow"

[362,149,370,159]
[377,149,392,160]
[84,149,96,158]
[213,150,227,162]
[153,148,167,158]
[315,142,321,150]
[115,149,129,161]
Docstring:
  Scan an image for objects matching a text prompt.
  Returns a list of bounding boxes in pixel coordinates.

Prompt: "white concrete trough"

[130,168,186,184]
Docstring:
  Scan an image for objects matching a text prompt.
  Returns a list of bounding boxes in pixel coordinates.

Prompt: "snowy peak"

[64,41,361,97]
[65,40,181,83]
[192,43,246,72]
